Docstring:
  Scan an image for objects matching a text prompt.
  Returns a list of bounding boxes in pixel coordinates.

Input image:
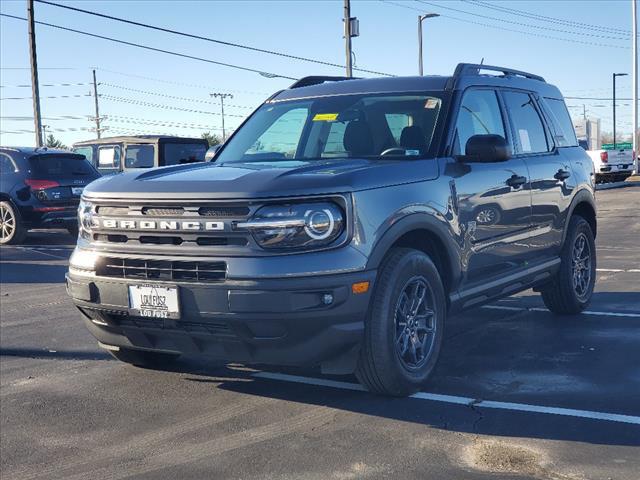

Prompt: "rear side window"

[98,146,121,169]
[163,143,207,165]
[125,144,155,168]
[28,155,95,176]
[0,154,16,174]
[543,98,578,147]
[502,91,549,154]
[454,89,506,155]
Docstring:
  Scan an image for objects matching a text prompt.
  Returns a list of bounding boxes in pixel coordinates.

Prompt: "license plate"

[71,187,84,196]
[128,284,180,319]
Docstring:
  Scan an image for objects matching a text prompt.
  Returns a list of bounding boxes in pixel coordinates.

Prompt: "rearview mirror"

[463,134,511,162]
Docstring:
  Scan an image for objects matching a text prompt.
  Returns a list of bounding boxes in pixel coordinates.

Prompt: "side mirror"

[463,134,511,162]
[204,144,222,162]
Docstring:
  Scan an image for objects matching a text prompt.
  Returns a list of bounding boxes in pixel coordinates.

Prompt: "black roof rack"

[289,76,357,89]
[453,63,545,83]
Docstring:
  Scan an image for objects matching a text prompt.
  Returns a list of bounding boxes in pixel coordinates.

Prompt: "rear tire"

[0,201,27,245]
[108,347,179,368]
[540,215,596,314]
[355,248,446,396]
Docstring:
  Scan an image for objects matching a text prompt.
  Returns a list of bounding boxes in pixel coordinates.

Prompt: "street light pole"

[613,73,628,149]
[632,0,638,173]
[210,92,233,142]
[418,13,440,76]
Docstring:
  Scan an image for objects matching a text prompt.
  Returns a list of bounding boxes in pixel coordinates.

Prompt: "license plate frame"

[128,284,180,320]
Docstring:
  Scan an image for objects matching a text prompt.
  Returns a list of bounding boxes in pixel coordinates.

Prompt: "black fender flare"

[365,213,462,289]
[562,188,597,245]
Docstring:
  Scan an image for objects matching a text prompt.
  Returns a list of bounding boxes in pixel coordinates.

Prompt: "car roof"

[72,135,207,146]
[0,146,76,156]
[270,63,563,102]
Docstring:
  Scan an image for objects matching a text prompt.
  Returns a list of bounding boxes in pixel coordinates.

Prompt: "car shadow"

[0,347,111,361]
[0,261,68,284]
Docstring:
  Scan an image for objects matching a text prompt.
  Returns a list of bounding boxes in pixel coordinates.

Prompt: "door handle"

[554,168,571,181]
[506,174,527,188]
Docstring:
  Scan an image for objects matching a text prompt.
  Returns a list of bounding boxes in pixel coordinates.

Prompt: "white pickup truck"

[586,143,635,183]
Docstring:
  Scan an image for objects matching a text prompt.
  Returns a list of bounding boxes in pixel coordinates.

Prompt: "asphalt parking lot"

[1,186,639,480]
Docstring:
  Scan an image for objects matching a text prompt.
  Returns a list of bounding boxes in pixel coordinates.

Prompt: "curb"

[596,180,640,191]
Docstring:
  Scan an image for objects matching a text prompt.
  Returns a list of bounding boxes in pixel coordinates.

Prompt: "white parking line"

[252,372,640,425]
[482,304,640,318]
[596,268,625,272]
[8,246,68,260]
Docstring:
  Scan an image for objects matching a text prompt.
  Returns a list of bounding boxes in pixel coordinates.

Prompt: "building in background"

[573,116,602,150]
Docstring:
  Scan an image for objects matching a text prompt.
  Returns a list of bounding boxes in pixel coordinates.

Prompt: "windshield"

[216,92,444,164]
[28,154,96,177]
[163,143,207,165]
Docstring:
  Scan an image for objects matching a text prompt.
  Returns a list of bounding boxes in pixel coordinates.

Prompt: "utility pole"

[344,0,353,77]
[27,0,43,147]
[418,13,439,76]
[613,72,628,149]
[210,93,233,142]
[632,0,638,174]
[92,69,102,139]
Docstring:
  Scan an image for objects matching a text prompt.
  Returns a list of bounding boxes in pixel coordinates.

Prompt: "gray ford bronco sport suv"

[67,64,596,396]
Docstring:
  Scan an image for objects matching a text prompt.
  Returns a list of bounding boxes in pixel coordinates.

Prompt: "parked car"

[72,135,208,175]
[67,64,597,396]
[0,147,100,244]
[586,144,634,183]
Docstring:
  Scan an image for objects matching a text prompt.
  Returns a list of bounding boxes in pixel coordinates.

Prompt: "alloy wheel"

[0,204,16,242]
[394,275,437,370]
[571,232,592,300]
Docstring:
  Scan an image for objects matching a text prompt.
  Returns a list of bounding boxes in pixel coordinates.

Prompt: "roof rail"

[453,63,545,83]
[289,76,356,89]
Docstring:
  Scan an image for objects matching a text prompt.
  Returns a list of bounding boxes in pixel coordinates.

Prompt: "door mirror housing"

[462,134,511,162]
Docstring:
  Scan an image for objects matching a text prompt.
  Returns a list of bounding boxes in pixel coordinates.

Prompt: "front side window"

[543,98,578,147]
[163,143,207,165]
[125,144,155,169]
[454,89,506,155]
[216,93,444,164]
[98,146,121,169]
[503,91,549,154]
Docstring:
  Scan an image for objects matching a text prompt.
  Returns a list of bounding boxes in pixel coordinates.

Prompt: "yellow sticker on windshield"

[313,113,339,122]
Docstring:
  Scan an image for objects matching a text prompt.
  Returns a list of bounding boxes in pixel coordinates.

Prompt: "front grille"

[90,201,253,254]
[142,207,185,216]
[118,316,232,335]
[97,257,227,282]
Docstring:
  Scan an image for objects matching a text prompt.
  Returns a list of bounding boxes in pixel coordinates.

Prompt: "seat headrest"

[343,120,374,156]
[400,125,427,152]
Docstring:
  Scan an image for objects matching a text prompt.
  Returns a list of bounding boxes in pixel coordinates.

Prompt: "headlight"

[237,202,345,250]
[78,199,96,240]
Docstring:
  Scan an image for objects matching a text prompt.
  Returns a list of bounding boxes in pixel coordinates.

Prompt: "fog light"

[69,248,98,271]
[322,293,334,305]
[352,281,370,294]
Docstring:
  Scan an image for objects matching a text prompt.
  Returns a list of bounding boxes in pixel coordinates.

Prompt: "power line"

[0,93,91,100]
[565,96,634,101]
[100,83,257,109]
[0,13,299,80]
[416,0,631,41]
[95,68,271,95]
[382,1,630,50]
[0,82,91,88]
[464,0,634,36]
[100,94,247,117]
[35,0,393,77]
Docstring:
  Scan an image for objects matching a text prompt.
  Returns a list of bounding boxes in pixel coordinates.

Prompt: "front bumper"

[67,262,375,371]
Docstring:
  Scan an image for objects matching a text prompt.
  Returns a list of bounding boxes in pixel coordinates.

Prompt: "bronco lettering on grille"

[100,219,225,231]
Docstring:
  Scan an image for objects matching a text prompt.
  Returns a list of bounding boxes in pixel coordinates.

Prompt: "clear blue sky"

[0,0,636,147]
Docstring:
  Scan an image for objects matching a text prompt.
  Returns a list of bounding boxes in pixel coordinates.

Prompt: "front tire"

[540,215,596,314]
[0,201,27,245]
[356,248,446,396]
[108,347,180,368]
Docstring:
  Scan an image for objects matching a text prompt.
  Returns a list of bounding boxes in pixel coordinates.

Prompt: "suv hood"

[83,158,439,200]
